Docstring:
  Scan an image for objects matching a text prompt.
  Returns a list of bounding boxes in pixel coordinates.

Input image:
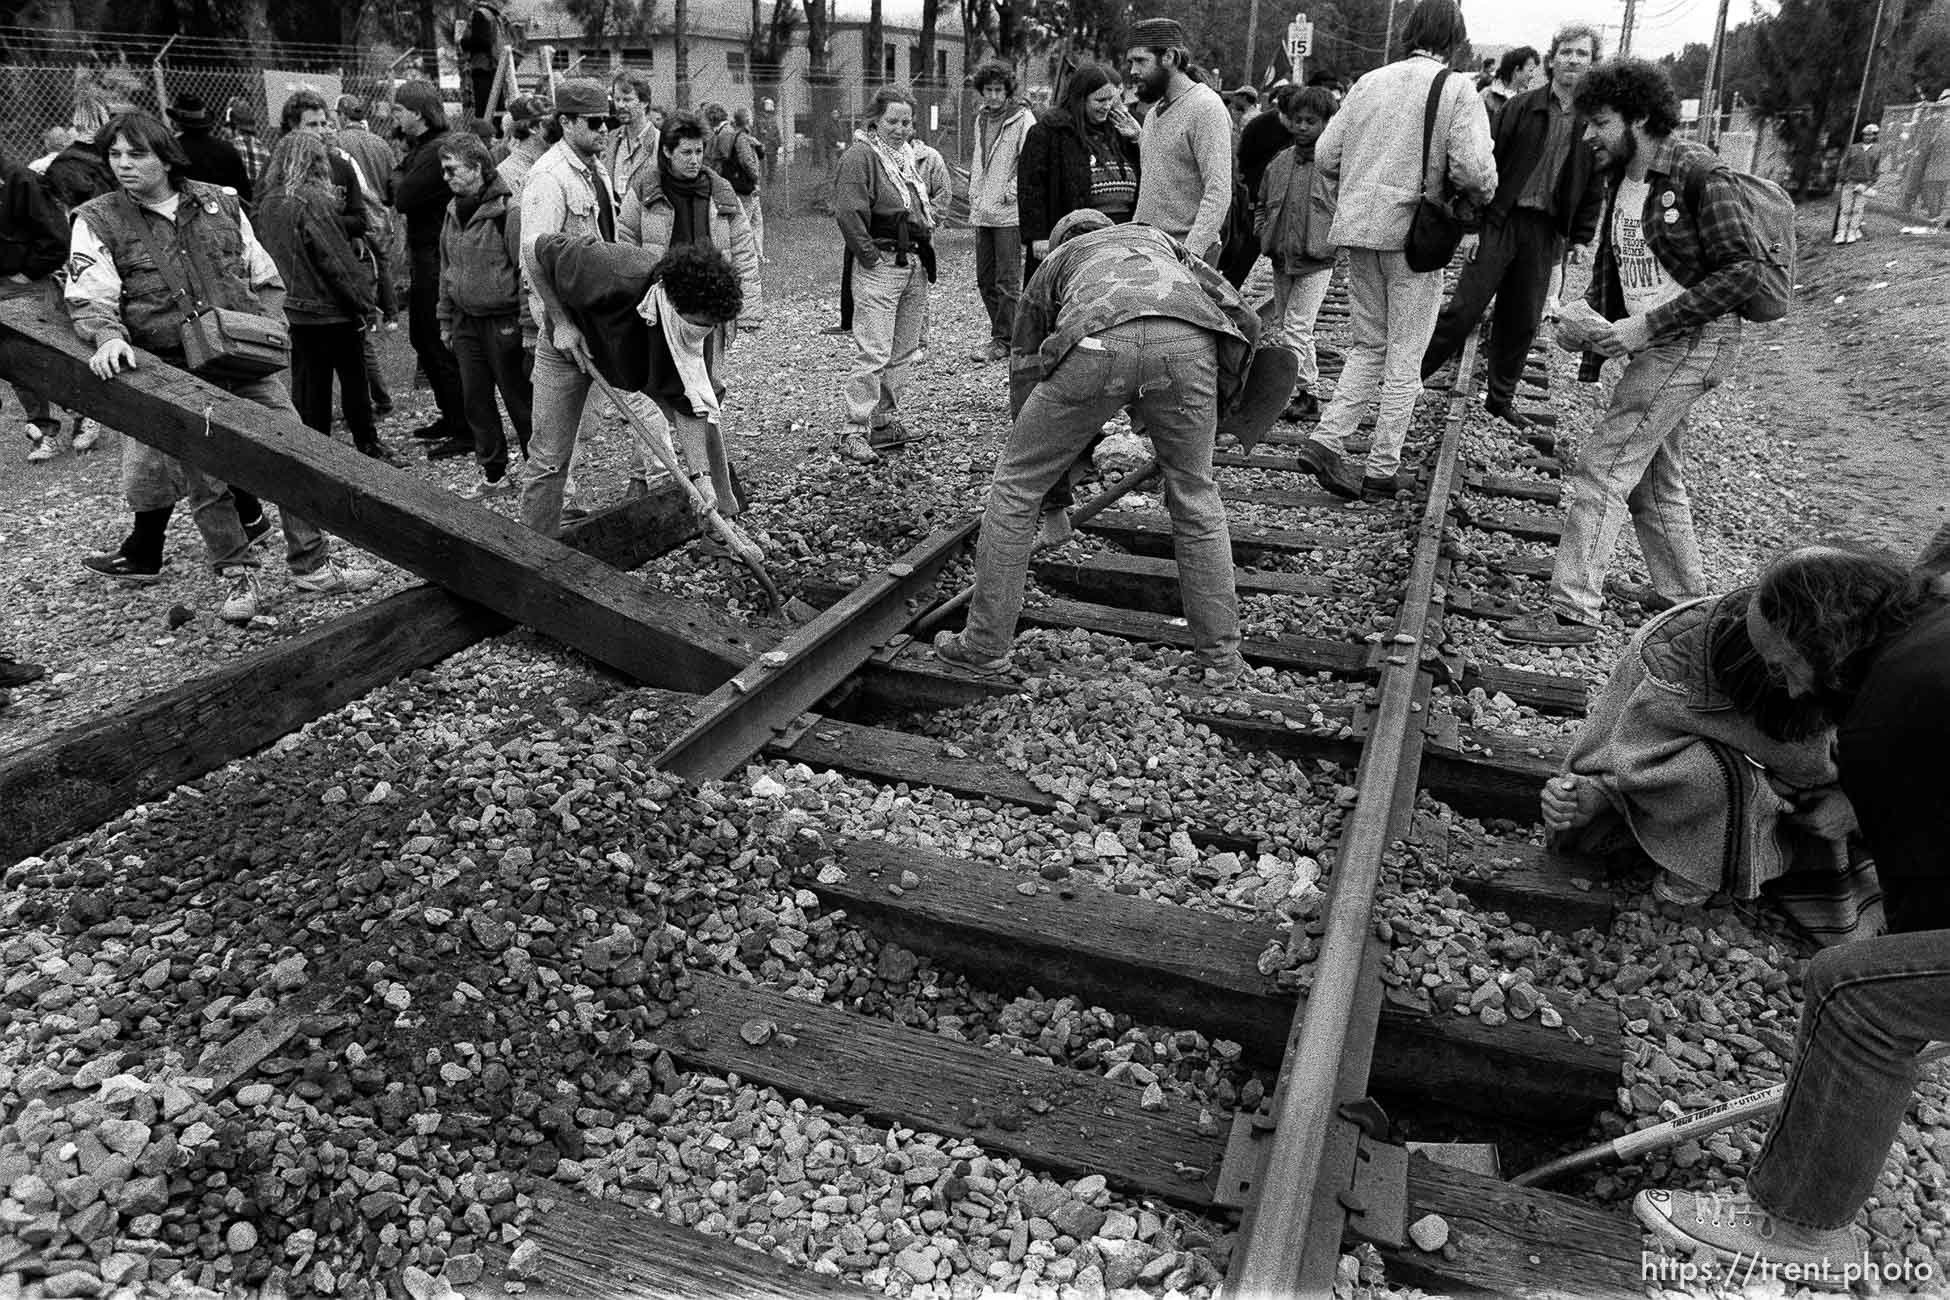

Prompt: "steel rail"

[1226,327,1484,1299]
[655,519,980,783]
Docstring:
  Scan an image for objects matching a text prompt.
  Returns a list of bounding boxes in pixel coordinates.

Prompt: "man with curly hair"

[1500,59,1770,647]
[1636,546,1949,1276]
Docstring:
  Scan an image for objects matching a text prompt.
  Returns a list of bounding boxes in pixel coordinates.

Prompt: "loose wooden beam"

[0,300,762,692]
[810,841,1622,1124]
[1016,597,1373,677]
[0,487,700,863]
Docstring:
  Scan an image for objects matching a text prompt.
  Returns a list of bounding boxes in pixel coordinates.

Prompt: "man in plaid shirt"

[223,101,269,199]
[1501,59,1769,647]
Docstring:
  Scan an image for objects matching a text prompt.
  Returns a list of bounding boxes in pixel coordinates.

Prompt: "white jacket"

[969,104,1034,227]
[1317,56,1497,252]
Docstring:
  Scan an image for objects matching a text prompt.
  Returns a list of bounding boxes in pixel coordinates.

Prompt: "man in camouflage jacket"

[934,209,1252,682]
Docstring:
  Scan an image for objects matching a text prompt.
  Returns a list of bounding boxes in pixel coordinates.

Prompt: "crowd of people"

[5,9,1950,1284]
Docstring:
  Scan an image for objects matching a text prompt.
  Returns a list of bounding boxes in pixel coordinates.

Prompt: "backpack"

[0,166,70,280]
[1684,163,1796,323]
[720,129,759,196]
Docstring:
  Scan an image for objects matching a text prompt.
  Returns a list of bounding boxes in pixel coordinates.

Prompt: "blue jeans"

[974,225,1022,344]
[118,371,329,574]
[520,336,595,537]
[962,317,1242,671]
[1549,318,1737,624]
[1750,931,1950,1229]
[844,258,928,433]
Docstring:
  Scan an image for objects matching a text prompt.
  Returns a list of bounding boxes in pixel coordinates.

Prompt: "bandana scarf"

[858,128,934,230]
[638,281,720,423]
[659,155,714,249]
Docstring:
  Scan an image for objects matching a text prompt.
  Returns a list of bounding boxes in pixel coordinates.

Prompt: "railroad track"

[0,279,1648,1298]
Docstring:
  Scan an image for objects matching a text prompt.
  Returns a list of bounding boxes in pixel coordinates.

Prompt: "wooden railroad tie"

[0,300,765,694]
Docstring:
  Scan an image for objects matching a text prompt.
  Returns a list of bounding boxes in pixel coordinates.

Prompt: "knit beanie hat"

[1129,17,1189,48]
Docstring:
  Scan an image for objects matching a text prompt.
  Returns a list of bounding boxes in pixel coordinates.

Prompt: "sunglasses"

[563,113,618,131]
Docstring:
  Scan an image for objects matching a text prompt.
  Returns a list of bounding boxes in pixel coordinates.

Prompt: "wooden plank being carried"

[1031,553,1334,611]
[1018,597,1372,677]
[656,972,1640,1297]
[505,1189,874,1299]
[0,301,763,692]
[811,841,1621,1123]
[0,487,699,863]
[1080,508,1352,563]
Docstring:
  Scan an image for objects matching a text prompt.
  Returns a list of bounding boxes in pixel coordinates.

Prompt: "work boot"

[1292,439,1363,500]
[840,431,881,465]
[1495,610,1599,647]
[932,629,1012,674]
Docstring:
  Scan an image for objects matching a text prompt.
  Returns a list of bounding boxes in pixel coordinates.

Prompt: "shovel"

[584,368,784,612]
[1512,1041,1950,1188]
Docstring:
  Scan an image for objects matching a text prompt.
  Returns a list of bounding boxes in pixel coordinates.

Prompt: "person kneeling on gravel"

[1634,547,1950,1283]
[65,110,378,624]
[934,209,1251,682]
[1540,586,1881,939]
[1498,58,1764,648]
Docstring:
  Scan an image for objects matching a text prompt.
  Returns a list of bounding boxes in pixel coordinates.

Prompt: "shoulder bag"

[125,193,290,382]
[1404,68,1466,273]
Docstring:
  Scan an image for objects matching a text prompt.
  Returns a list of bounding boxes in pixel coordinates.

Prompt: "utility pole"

[1848,0,1893,145]
[1246,0,1261,88]
[1619,0,1637,58]
[1699,0,1731,145]
[1383,0,1399,62]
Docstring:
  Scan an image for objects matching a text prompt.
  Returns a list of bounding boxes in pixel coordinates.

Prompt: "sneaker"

[459,473,515,501]
[241,514,272,551]
[0,654,46,689]
[932,629,1012,674]
[1281,392,1319,422]
[1633,1189,1861,1287]
[291,561,381,595]
[219,569,261,624]
[1292,438,1363,500]
[81,551,165,584]
[1650,871,1713,907]
[70,419,101,452]
[26,431,59,462]
[869,417,919,450]
[839,432,881,465]
[1495,609,1599,646]
[1198,659,1247,688]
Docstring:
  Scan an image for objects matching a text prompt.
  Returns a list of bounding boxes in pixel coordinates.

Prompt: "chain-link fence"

[0,29,407,168]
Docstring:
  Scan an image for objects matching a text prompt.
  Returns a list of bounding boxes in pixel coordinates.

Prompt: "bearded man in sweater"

[1125,18,1233,266]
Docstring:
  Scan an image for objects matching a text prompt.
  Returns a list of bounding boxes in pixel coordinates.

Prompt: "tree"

[747,0,799,103]
[1659,41,1711,100]
[1745,0,1886,189]
[557,0,663,55]
[1897,0,1950,98]
[866,0,884,88]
